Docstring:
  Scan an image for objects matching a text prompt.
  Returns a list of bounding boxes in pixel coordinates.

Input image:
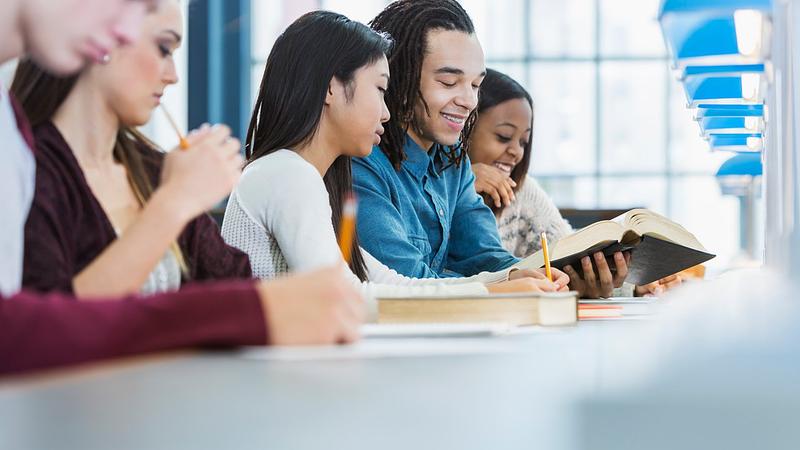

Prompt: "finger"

[581,256,596,286]
[624,252,632,266]
[612,252,628,286]
[335,310,362,344]
[662,276,683,291]
[564,266,583,291]
[535,279,556,292]
[503,179,517,202]
[485,187,502,208]
[551,268,570,288]
[593,252,614,293]
[659,274,679,284]
[498,181,513,206]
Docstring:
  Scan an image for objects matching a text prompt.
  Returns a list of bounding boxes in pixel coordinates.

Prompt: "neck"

[52,77,120,169]
[407,127,434,152]
[0,0,24,66]
[293,118,340,178]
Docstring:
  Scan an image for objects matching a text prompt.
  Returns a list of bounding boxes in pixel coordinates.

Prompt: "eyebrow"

[435,66,488,78]
[497,122,532,132]
[161,30,183,43]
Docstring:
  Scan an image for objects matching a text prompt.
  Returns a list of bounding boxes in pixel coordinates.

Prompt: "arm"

[180,212,252,281]
[0,280,266,376]
[447,158,519,276]
[74,125,244,298]
[352,157,444,279]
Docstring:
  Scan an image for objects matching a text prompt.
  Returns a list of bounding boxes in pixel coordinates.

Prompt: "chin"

[34,49,86,76]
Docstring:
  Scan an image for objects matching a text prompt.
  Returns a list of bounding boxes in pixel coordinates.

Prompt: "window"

[249,0,740,270]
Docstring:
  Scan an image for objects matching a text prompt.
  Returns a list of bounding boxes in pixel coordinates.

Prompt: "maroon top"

[1,93,267,376]
[0,282,267,375]
[23,122,251,294]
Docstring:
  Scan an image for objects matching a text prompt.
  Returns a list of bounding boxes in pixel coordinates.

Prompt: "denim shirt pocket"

[407,234,433,258]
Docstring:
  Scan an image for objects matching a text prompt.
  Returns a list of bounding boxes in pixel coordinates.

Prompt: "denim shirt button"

[437,208,444,217]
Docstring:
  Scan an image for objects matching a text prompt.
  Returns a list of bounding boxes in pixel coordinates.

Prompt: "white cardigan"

[222,150,512,302]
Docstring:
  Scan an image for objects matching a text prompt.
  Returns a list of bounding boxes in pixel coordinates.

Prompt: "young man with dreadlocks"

[352,0,628,298]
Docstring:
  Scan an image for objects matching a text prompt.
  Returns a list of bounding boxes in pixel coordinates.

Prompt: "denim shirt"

[352,134,519,279]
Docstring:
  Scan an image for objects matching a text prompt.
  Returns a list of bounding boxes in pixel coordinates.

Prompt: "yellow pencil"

[160,104,190,150]
[339,192,357,264]
[540,232,553,282]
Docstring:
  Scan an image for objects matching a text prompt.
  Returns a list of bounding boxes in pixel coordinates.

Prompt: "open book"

[513,209,715,286]
[377,291,577,326]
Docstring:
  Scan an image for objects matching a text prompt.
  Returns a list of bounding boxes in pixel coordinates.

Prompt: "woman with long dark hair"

[222,10,561,300]
[12,0,252,298]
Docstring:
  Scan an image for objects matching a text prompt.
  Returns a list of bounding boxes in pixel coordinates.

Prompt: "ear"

[325,77,338,106]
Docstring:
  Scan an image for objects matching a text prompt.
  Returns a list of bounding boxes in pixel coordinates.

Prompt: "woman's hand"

[471,162,516,208]
[507,267,570,292]
[563,251,629,298]
[158,124,244,221]
[635,273,682,297]
[257,267,364,345]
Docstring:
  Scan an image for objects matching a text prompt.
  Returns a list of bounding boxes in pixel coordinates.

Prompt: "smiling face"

[326,55,391,157]
[84,0,182,126]
[408,29,485,150]
[469,98,532,176]
[20,0,158,75]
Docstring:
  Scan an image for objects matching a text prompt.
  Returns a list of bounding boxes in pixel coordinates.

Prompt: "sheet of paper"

[238,337,514,362]
[361,322,511,338]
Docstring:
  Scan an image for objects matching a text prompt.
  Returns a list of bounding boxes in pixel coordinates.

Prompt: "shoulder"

[353,146,392,172]
[352,146,396,189]
[236,150,328,211]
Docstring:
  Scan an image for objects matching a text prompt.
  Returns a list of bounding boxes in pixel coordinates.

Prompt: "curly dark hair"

[370,0,477,170]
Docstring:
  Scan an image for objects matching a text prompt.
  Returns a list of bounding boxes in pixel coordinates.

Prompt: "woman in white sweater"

[467,69,680,297]
[222,12,567,304]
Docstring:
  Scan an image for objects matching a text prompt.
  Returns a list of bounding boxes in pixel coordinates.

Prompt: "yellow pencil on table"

[339,192,357,264]
[160,104,190,150]
[540,232,553,282]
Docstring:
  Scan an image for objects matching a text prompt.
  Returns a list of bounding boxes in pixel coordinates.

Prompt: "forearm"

[0,281,266,375]
[74,189,192,298]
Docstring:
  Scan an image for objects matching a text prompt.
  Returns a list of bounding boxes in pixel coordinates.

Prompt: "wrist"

[148,187,195,229]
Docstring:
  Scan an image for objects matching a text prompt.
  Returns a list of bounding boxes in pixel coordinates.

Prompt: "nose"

[507,141,524,162]
[454,83,479,113]
[163,59,179,85]
[110,2,147,46]
[380,99,390,123]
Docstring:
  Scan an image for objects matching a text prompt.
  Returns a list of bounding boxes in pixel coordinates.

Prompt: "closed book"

[578,298,656,320]
[513,209,715,285]
[377,291,577,326]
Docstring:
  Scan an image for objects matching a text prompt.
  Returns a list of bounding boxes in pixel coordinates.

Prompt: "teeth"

[442,113,465,124]
[494,163,513,173]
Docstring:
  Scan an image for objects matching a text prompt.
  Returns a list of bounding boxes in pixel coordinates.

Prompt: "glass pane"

[668,78,732,173]
[251,0,318,62]
[599,0,665,56]
[462,0,526,60]
[320,0,388,24]
[529,0,596,57]
[669,176,741,272]
[598,176,667,213]
[485,62,527,89]
[600,61,667,174]
[536,176,598,209]
[251,62,266,110]
[528,62,596,175]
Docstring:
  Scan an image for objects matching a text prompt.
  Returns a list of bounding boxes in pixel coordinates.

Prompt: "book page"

[621,209,708,252]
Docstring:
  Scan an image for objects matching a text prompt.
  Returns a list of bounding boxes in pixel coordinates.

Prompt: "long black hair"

[475,68,534,214]
[370,0,476,170]
[246,10,392,282]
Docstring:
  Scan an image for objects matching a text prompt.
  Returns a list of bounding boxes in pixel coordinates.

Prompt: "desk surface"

[0,321,640,450]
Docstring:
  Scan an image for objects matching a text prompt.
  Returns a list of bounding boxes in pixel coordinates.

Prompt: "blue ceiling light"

[699,116,764,136]
[681,64,767,106]
[715,152,762,196]
[695,103,765,118]
[659,0,772,68]
[708,133,763,152]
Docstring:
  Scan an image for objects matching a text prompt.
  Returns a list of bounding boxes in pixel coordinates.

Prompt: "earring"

[100,54,111,65]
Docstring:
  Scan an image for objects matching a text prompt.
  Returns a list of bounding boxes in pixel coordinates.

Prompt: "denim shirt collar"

[401,134,453,180]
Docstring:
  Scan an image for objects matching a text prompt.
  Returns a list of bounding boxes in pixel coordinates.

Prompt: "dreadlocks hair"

[370,0,477,170]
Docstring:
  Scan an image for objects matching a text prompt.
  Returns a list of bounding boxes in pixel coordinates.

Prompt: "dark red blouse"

[22,122,252,294]
[1,94,267,376]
